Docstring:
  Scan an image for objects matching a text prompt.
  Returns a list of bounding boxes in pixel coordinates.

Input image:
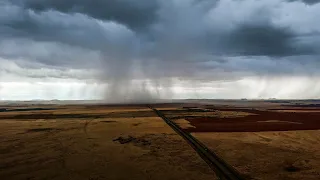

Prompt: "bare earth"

[1,100,320,180]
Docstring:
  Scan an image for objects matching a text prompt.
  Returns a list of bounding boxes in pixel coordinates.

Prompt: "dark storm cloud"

[1,9,136,52]
[222,23,313,56]
[1,0,320,101]
[12,0,159,31]
[288,0,320,5]
[2,0,319,59]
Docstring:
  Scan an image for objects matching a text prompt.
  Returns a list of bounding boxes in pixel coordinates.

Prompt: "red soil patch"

[184,108,320,132]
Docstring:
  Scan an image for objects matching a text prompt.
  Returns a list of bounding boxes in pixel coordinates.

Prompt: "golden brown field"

[160,101,320,180]
[1,101,320,180]
[193,131,320,180]
[0,104,216,180]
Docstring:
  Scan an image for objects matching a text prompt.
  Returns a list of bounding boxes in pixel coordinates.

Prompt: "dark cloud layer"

[12,0,159,30]
[289,0,320,5]
[224,23,312,56]
[1,0,320,101]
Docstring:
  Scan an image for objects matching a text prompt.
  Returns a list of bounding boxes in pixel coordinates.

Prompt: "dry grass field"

[193,131,320,180]
[1,100,320,180]
[0,104,216,180]
[160,101,320,180]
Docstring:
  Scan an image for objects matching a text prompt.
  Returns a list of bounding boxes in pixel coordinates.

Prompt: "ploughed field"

[184,108,320,132]
[0,100,320,180]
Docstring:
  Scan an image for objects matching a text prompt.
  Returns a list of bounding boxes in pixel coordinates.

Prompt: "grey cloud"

[224,55,320,76]
[222,23,314,56]
[288,0,320,5]
[0,58,100,82]
[3,0,319,59]
[303,0,320,4]
[0,39,103,69]
[12,0,159,31]
[1,6,137,53]
[1,0,320,101]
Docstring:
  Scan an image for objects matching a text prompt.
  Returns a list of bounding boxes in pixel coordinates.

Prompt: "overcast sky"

[1,0,320,101]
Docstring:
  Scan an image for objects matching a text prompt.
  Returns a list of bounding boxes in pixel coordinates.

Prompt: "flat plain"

[0,100,319,180]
